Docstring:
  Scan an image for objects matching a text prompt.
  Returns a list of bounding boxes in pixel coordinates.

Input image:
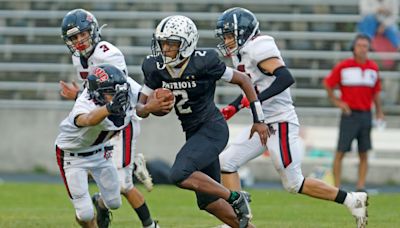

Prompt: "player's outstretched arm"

[75,106,110,127]
[229,70,270,145]
[75,91,128,127]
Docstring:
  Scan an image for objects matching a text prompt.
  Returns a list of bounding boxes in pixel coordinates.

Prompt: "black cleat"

[92,193,112,228]
[231,191,253,228]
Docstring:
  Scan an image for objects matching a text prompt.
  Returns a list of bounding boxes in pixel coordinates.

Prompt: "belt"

[67,146,113,157]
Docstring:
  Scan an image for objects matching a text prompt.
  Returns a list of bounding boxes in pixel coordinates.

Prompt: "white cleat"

[143,220,160,228]
[134,153,154,192]
[347,192,369,228]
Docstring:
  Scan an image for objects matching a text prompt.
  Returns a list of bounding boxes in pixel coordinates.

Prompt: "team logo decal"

[86,14,93,22]
[94,68,109,82]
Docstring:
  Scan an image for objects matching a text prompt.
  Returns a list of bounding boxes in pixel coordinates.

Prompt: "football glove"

[240,96,250,109]
[106,90,129,115]
[221,105,237,120]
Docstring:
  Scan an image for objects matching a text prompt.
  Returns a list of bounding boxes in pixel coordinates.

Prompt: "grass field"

[0,183,399,228]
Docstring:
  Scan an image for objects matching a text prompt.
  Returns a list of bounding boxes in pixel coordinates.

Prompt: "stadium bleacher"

[0,0,399,181]
[0,1,399,111]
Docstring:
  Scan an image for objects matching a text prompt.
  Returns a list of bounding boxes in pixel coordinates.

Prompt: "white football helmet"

[151,15,199,67]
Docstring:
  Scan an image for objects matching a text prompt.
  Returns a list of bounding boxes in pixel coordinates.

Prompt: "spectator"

[357,0,400,50]
[324,34,385,192]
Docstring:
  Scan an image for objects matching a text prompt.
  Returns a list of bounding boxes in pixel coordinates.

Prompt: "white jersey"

[233,35,299,125]
[72,41,128,81]
[55,77,140,152]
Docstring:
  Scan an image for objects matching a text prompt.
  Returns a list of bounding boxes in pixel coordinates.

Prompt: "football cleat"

[92,193,112,228]
[347,192,369,228]
[231,191,253,228]
[143,220,160,228]
[134,153,154,192]
[212,225,231,228]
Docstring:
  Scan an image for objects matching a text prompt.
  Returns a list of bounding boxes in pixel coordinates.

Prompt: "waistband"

[350,109,371,113]
[61,145,113,157]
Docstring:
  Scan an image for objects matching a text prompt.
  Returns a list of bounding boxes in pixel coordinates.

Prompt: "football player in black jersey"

[136,15,268,228]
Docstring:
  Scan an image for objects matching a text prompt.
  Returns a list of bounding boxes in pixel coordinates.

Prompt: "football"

[151,88,174,116]
[155,88,174,101]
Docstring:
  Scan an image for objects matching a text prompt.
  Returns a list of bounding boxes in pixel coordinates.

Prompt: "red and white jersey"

[324,58,380,111]
[233,35,298,125]
[55,77,141,152]
[72,41,128,81]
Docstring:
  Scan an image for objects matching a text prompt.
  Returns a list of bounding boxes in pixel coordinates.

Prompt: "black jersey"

[142,48,227,132]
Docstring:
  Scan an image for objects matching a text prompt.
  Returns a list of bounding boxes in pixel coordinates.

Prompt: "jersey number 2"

[173,90,192,114]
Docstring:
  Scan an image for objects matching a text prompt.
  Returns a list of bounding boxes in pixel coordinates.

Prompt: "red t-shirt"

[324,58,381,111]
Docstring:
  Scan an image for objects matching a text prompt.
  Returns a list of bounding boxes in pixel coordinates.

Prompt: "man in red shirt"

[324,33,385,192]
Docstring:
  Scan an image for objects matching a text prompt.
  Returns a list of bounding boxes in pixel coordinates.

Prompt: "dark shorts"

[170,117,229,209]
[337,110,372,153]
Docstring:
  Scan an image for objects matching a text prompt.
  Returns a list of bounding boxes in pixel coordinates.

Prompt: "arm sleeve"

[257,66,295,102]
[229,94,244,110]
[140,85,154,97]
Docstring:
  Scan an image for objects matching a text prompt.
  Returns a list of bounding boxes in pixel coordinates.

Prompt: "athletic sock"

[143,221,156,228]
[227,191,240,204]
[334,189,348,204]
[135,202,153,226]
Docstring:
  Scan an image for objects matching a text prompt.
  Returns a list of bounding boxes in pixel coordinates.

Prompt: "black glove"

[106,90,128,115]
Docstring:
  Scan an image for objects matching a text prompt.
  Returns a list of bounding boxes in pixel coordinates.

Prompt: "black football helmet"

[87,64,130,108]
[61,9,102,58]
[215,7,260,56]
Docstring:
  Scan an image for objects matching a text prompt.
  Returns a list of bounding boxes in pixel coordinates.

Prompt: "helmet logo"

[86,14,93,22]
[94,68,109,82]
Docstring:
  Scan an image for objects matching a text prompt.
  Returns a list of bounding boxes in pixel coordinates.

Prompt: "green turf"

[0,183,398,227]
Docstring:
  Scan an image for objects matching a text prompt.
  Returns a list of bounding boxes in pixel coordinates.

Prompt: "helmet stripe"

[160,17,171,33]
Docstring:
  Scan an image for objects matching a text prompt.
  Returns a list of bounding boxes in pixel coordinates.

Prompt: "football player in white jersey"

[215,7,368,228]
[56,64,133,227]
[60,9,158,228]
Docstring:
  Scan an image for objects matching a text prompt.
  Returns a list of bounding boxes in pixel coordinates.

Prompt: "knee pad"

[120,178,133,194]
[280,168,305,194]
[120,182,134,195]
[220,159,239,173]
[75,207,94,222]
[104,196,122,210]
[282,177,304,194]
[117,166,134,194]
